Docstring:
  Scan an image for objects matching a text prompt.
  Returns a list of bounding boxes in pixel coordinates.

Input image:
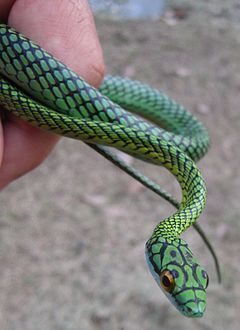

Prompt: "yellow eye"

[160,270,175,293]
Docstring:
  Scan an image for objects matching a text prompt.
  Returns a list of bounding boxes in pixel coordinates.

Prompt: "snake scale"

[0,25,212,317]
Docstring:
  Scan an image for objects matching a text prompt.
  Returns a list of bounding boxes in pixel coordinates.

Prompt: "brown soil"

[1,2,240,329]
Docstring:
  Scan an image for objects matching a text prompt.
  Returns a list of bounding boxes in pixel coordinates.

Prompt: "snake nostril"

[186,307,192,313]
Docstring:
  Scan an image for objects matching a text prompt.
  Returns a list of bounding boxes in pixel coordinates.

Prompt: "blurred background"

[1,1,240,329]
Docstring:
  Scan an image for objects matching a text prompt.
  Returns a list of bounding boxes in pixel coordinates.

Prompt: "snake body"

[0,25,210,317]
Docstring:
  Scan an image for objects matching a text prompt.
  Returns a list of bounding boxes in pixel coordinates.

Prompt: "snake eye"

[205,275,209,289]
[202,270,209,289]
[160,270,175,293]
[205,274,209,289]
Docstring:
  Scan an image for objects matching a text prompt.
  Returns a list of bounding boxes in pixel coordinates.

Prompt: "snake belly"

[0,25,210,317]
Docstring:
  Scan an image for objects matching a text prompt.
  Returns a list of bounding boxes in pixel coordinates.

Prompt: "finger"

[0,115,59,188]
[0,0,105,188]
[0,0,15,22]
[9,0,105,87]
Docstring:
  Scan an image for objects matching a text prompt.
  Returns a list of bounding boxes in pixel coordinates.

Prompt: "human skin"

[0,0,105,188]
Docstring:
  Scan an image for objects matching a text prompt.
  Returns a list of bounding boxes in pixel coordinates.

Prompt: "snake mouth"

[180,302,206,318]
[171,287,206,318]
[182,309,204,318]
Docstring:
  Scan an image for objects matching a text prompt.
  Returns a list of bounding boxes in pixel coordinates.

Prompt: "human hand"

[0,0,105,188]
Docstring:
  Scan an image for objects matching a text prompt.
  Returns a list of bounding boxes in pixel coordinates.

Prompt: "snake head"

[145,236,209,317]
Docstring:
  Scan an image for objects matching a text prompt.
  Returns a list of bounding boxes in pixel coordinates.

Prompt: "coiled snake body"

[0,25,210,317]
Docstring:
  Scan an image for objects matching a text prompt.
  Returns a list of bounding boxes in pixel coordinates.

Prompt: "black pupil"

[162,275,171,287]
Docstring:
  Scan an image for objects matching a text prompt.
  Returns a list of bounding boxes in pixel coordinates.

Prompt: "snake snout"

[182,299,206,318]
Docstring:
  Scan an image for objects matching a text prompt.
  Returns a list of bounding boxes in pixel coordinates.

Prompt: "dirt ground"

[1,1,240,330]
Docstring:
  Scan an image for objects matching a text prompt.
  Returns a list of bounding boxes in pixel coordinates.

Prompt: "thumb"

[0,0,105,188]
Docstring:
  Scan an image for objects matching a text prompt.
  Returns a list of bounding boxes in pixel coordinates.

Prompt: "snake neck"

[0,24,207,243]
[149,145,207,241]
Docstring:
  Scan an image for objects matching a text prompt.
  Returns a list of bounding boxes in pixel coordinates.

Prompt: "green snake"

[0,24,212,317]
